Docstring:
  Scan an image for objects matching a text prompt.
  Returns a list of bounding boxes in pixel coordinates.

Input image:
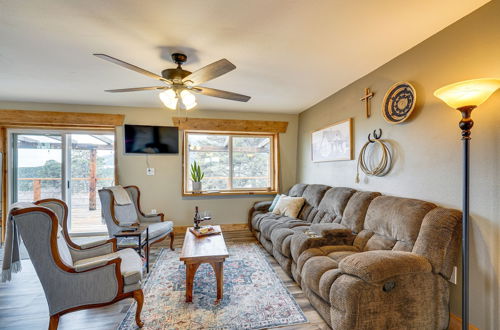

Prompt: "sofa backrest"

[296,184,331,222]
[354,196,437,252]
[412,207,462,279]
[340,191,381,233]
[311,187,356,224]
[287,183,308,197]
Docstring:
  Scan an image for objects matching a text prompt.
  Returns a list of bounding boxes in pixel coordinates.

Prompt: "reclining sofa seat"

[249,184,462,329]
[297,196,462,329]
[249,184,380,276]
[250,184,330,253]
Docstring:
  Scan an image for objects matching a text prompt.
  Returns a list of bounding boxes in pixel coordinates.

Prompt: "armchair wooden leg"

[133,289,145,328]
[169,231,175,251]
[48,314,60,330]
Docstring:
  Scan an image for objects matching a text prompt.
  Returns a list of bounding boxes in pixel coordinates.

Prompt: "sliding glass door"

[11,130,115,234]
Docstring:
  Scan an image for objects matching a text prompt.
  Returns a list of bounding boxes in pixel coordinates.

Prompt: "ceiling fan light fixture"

[159,89,178,110]
[180,90,197,110]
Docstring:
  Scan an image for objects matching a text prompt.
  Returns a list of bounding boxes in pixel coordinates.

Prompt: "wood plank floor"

[0,230,329,329]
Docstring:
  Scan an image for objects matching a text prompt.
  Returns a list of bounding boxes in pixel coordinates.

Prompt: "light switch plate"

[146,168,155,176]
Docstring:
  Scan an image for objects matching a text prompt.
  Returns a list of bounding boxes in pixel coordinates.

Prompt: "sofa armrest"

[339,250,432,283]
[253,201,273,212]
[309,223,354,240]
[290,231,356,262]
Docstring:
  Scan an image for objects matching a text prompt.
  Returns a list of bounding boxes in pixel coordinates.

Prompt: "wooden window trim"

[172,117,288,133]
[182,130,280,197]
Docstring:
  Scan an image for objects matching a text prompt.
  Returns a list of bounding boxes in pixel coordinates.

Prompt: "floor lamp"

[434,78,500,330]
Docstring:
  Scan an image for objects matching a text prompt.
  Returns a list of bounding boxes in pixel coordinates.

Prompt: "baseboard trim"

[449,313,479,330]
[174,223,248,234]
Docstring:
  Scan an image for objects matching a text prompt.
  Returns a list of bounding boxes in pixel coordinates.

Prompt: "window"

[183,131,278,195]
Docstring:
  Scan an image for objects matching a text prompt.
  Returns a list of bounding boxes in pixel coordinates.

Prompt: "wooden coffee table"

[179,225,229,303]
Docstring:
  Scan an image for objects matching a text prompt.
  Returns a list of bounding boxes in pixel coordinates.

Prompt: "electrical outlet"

[146,168,155,176]
[151,209,157,215]
[450,266,457,284]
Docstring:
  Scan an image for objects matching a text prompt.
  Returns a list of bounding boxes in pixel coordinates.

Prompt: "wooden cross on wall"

[360,88,374,118]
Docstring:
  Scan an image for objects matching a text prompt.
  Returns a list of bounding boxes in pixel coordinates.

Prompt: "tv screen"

[124,124,179,154]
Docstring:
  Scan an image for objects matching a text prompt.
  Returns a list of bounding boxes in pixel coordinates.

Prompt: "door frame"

[8,128,115,236]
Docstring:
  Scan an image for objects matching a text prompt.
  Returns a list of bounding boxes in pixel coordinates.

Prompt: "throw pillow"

[272,196,305,218]
[269,194,284,212]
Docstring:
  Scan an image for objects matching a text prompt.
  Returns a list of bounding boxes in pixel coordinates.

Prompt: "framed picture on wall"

[311,118,353,162]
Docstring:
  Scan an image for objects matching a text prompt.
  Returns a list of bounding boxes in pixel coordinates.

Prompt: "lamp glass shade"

[434,78,500,109]
[180,90,197,110]
[159,89,178,110]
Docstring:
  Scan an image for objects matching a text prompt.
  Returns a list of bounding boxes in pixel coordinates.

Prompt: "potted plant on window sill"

[190,161,204,193]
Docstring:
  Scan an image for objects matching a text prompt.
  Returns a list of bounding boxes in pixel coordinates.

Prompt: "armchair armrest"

[253,201,273,212]
[74,256,121,272]
[69,240,117,262]
[339,250,432,283]
[139,213,164,223]
[78,238,117,250]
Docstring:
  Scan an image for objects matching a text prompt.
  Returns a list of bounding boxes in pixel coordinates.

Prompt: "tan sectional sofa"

[248,184,461,329]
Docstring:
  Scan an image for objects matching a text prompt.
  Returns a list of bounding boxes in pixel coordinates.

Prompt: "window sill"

[182,191,277,197]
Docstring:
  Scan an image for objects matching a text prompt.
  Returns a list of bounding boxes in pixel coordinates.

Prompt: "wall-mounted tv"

[124,124,179,154]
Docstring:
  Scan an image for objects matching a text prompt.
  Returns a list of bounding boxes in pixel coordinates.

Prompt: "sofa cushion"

[251,212,282,231]
[272,196,305,218]
[311,187,356,224]
[288,183,308,197]
[363,196,436,251]
[301,249,358,300]
[260,217,308,240]
[341,191,381,233]
[298,184,331,222]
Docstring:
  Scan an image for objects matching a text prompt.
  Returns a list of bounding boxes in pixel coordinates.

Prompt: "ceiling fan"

[94,53,251,110]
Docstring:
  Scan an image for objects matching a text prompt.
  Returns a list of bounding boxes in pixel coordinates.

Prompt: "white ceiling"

[0,0,490,114]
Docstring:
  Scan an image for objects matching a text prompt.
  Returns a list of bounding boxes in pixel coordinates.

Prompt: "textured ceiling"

[0,0,490,113]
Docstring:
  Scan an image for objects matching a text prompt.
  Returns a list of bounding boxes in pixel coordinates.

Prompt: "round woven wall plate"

[382,82,416,124]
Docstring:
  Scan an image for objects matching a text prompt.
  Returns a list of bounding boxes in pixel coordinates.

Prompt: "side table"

[113,227,150,272]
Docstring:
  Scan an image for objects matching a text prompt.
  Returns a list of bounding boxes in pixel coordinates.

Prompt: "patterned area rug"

[119,242,308,329]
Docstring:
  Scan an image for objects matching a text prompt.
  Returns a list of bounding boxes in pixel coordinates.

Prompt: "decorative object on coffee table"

[434,78,500,330]
[190,161,204,192]
[180,225,228,303]
[193,206,211,229]
[311,118,353,162]
[382,82,416,124]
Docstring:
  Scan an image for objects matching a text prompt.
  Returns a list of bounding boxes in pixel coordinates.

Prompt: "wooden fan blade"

[105,86,167,93]
[183,59,236,85]
[192,87,251,102]
[94,54,169,82]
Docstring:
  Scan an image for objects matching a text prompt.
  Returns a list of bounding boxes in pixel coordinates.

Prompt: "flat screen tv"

[124,124,179,154]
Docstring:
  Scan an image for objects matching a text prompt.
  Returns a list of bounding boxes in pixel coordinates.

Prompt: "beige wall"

[0,101,298,228]
[297,2,499,328]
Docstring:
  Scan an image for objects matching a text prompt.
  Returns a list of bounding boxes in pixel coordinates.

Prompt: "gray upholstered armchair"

[98,185,174,251]
[9,201,145,330]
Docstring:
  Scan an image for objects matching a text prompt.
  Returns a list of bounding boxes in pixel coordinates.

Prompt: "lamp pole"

[458,105,475,330]
[435,78,500,330]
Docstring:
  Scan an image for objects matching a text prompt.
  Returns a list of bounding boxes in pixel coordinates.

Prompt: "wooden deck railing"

[18,177,113,209]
